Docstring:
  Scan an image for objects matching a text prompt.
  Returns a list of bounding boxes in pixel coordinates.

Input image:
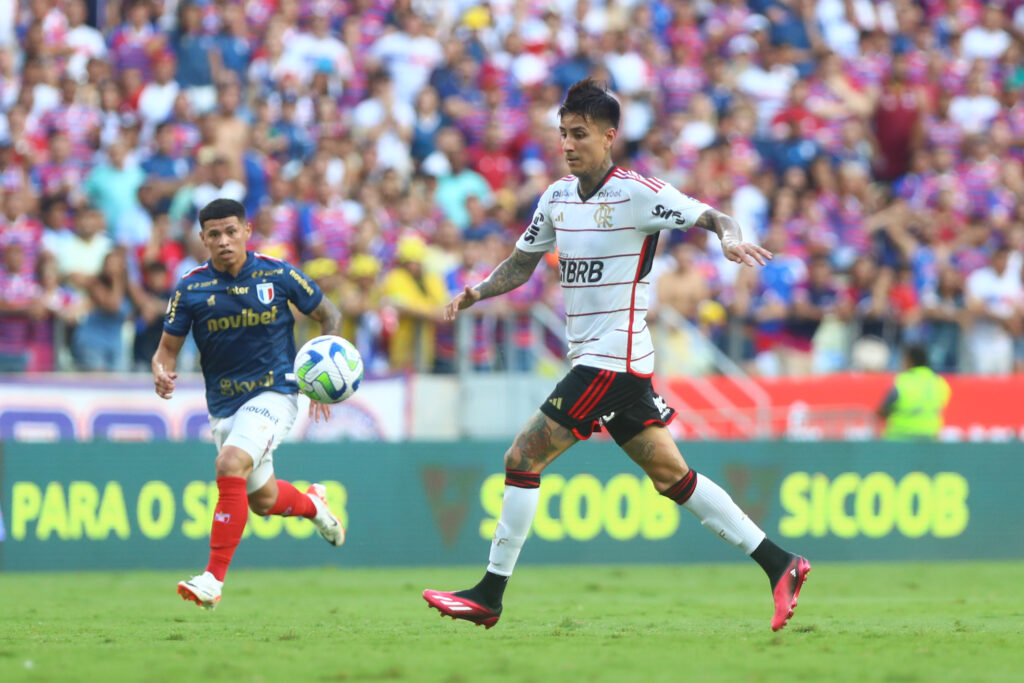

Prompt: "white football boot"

[177,571,223,610]
[306,483,346,547]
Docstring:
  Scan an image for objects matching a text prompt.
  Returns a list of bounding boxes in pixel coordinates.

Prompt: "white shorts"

[209,391,299,494]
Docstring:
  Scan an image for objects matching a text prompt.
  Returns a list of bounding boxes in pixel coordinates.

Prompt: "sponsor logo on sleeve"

[523,211,544,244]
[288,270,314,296]
[652,204,687,226]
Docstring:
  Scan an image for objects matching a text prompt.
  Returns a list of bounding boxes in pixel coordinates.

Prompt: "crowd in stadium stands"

[1,0,1023,377]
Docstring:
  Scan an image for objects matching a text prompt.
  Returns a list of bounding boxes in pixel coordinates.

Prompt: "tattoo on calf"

[507,412,573,471]
[626,436,657,465]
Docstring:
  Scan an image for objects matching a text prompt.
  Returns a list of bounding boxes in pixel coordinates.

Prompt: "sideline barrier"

[0,441,1020,571]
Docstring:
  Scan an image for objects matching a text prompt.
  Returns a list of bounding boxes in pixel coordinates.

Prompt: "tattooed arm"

[694,208,773,267]
[444,248,545,321]
[307,296,343,335]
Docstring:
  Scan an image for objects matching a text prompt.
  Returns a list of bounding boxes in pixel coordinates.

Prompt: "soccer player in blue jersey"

[152,198,346,610]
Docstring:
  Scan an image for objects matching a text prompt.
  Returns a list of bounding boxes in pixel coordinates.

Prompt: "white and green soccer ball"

[294,335,364,404]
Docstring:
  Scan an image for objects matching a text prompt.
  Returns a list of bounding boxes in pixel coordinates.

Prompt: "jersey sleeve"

[634,181,714,235]
[514,186,557,253]
[283,262,324,314]
[163,280,192,336]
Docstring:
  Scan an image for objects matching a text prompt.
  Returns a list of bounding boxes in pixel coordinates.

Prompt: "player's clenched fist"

[154,365,177,399]
[444,285,482,321]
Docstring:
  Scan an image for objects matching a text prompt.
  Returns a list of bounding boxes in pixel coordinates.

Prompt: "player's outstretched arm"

[444,248,545,321]
[307,296,343,336]
[694,208,773,267]
[152,332,186,399]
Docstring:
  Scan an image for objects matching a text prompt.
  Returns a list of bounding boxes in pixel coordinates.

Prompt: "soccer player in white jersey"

[152,199,346,610]
[423,79,810,631]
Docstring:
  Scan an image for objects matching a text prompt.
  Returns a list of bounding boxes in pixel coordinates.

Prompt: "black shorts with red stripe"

[539,365,677,445]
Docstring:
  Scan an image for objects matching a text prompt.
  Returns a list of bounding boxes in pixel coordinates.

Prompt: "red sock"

[267,480,317,518]
[206,476,248,582]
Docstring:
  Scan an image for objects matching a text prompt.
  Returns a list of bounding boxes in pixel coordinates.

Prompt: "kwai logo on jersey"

[256,282,275,304]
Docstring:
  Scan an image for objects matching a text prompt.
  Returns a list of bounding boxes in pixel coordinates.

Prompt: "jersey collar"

[575,165,618,203]
[207,252,254,280]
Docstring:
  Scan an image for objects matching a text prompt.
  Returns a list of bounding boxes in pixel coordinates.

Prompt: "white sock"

[486,485,540,577]
[682,474,766,554]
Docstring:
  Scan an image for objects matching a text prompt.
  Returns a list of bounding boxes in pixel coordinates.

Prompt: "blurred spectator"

[172,1,217,113]
[429,127,493,230]
[378,234,447,371]
[948,72,1001,136]
[961,5,1012,61]
[919,265,966,373]
[71,247,132,371]
[32,130,85,206]
[210,77,249,181]
[131,260,170,370]
[108,0,164,80]
[299,178,355,264]
[31,252,85,371]
[0,242,43,371]
[653,240,717,375]
[137,52,178,130]
[0,188,44,274]
[352,69,414,178]
[369,13,442,106]
[52,205,112,289]
[784,255,843,375]
[411,85,445,163]
[438,226,493,373]
[141,122,193,212]
[872,54,927,181]
[191,152,245,215]
[214,3,254,85]
[136,210,183,283]
[964,246,1020,374]
[742,226,807,375]
[338,253,388,374]
[83,138,145,230]
[64,0,107,83]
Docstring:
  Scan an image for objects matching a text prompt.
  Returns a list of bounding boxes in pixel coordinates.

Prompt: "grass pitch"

[1,561,1021,683]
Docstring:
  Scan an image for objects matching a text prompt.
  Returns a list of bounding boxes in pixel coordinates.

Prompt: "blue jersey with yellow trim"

[164,252,323,417]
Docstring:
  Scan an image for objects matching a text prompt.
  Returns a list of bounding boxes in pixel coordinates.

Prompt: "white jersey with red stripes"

[515,166,712,375]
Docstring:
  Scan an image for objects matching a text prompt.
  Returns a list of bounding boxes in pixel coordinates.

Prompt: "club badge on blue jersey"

[257,282,275,305]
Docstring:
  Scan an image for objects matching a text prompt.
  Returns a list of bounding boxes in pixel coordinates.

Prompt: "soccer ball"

[294,335,364,404]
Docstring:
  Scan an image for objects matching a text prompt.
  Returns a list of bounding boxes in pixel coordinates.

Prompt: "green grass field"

[1,561,1022,683]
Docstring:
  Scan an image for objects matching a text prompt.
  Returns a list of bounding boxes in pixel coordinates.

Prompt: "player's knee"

[502,446,519,470]
[503,444,546,474]
[248,491,275,515]
[215,446,253,478]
